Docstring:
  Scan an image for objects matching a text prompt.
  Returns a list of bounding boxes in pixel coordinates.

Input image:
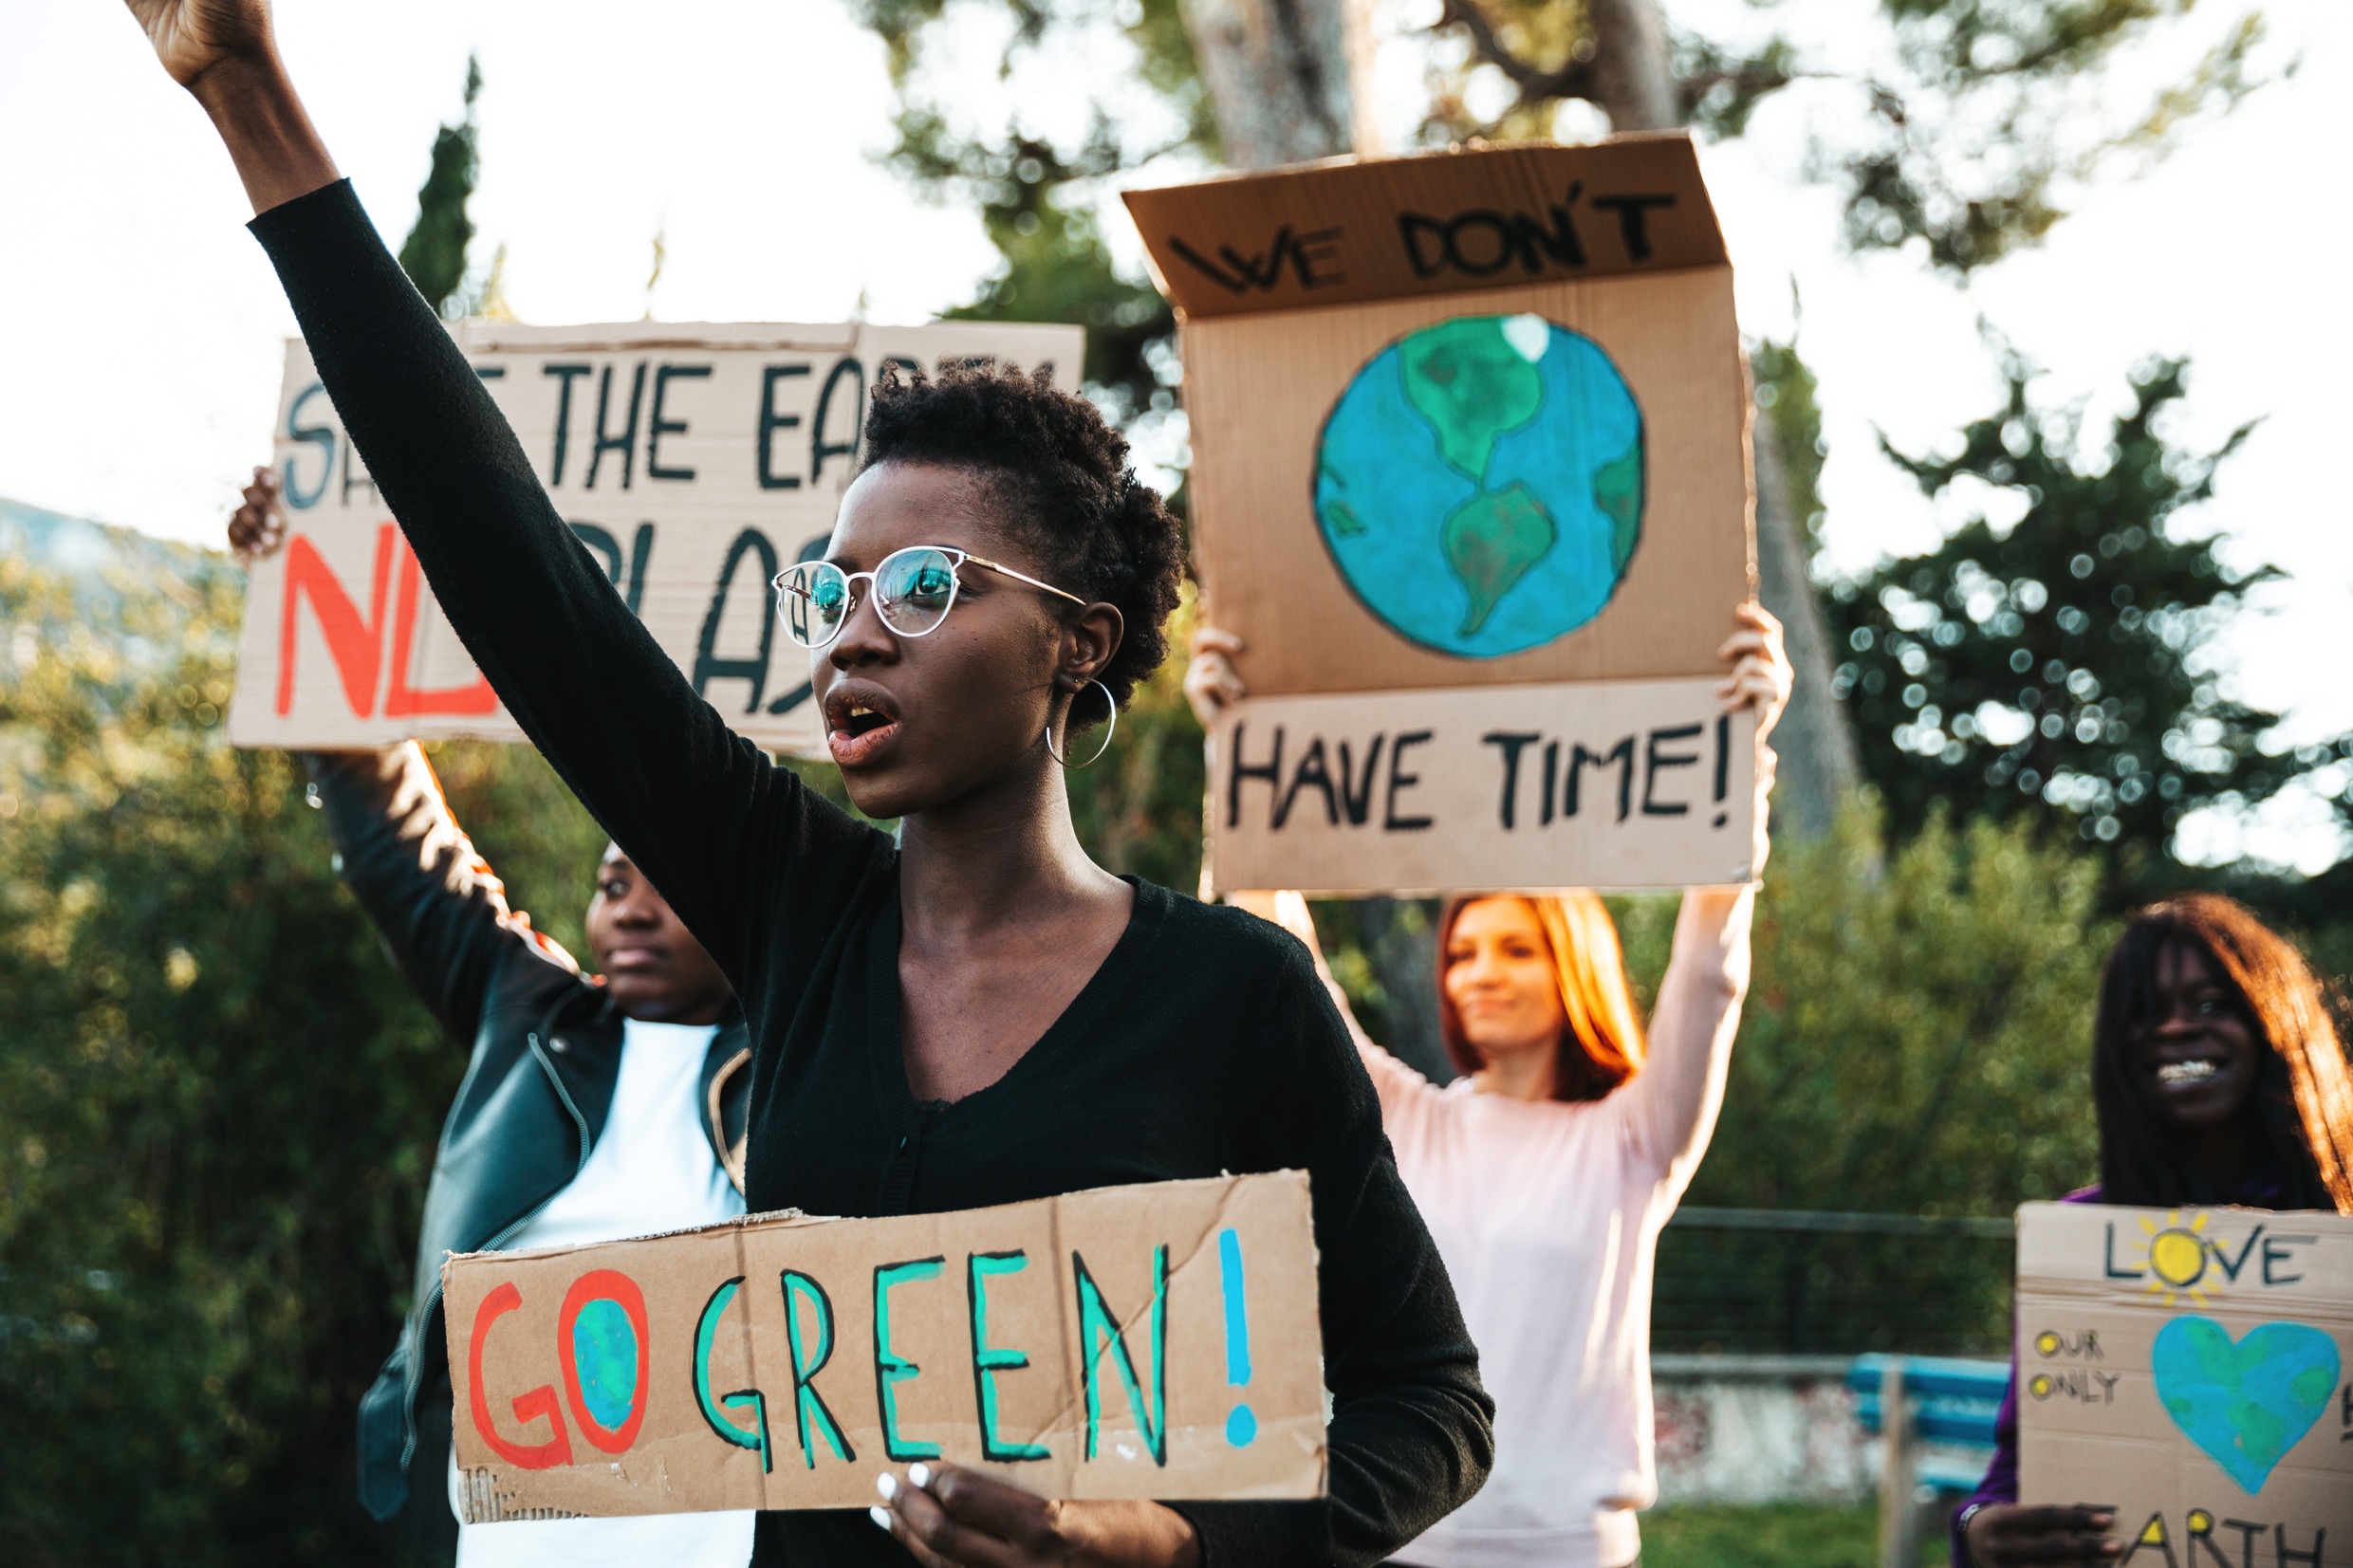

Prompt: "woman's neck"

[2185,1112,2265,1197]
[896,748,1127,949]
[1473,1047,1556,1103]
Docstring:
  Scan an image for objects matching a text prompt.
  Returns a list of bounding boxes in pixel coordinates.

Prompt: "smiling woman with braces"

[1954,894,2353,1568]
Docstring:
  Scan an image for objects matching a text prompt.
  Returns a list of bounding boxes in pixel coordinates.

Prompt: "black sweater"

[250,180,1491,1567]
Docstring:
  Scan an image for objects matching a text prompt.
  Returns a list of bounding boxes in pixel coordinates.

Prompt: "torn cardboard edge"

[1122,134,1728,321]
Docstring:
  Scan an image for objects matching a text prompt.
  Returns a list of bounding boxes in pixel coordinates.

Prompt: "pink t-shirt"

[1364,890,1753,1568]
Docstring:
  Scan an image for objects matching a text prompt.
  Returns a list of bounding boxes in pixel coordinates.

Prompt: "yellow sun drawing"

[2125,1210,2214,1305]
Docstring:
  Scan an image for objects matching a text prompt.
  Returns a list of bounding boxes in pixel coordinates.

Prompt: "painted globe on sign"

[1312,314,1644,658]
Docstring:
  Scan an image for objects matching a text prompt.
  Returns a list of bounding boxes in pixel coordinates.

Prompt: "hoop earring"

[1045,679,1118,769]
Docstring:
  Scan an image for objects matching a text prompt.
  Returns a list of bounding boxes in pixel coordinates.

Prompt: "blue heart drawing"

[2151,1317,2340,1495]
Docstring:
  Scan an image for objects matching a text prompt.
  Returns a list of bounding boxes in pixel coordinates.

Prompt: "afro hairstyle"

[857,360,1185,712]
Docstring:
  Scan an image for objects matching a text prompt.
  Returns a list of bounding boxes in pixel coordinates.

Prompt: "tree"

[1615,800,2109,1349]
[1824,349,2341,884]
[0,540,615,1566]
[853,0,2274,838]
[396,56,484,319]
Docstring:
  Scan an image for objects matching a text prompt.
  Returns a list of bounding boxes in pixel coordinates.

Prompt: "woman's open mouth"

[824,690,902,768]
[2156,1057,2223,1087]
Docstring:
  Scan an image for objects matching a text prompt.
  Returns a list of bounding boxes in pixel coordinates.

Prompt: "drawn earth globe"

[1312,314,1644,659]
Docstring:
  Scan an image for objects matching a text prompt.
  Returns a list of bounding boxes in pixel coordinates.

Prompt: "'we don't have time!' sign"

[229,318,1081,756]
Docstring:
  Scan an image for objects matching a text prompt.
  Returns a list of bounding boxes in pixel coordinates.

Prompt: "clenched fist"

[122,0,277,91]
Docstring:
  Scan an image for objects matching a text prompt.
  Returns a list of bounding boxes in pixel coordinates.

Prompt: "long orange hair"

[1436,893,1647,1102]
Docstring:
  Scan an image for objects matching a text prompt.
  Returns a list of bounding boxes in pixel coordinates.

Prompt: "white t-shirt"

[1364,890,1753,1568]
[448,1018,753,1568]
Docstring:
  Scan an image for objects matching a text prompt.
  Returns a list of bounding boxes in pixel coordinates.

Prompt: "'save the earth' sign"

[1124,136,1758,895]
[229,319,1081,755]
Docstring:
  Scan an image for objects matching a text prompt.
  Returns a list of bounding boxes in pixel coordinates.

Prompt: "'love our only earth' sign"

[2016,1202,2353,1565]
[443,1173,1325,1520]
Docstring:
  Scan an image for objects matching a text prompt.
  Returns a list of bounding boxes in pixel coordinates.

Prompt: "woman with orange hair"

[1188,605,1790,1568]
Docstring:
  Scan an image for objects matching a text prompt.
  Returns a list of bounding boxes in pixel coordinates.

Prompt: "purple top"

[1951,1188,2099,1563]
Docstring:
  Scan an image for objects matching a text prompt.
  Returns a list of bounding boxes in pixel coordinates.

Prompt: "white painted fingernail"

[876,1472,898,1501]
[869,1505,893,1529]
[908,1462,932,1487]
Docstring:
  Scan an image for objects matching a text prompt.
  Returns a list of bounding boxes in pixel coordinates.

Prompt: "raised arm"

[126,2,876,981]
[306,744,578,1044]
[1618,877,1754,1185]
[1617,605,1788,1182]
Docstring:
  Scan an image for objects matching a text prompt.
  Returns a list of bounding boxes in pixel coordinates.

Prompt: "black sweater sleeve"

[249,182,880,987]
[305,744,578,1044]
[1180,934,1495,1567]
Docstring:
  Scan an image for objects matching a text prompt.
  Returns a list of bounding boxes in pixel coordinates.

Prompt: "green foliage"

[1824,351,2338,875]
[888,114,1176,418]
[1676,800,2106,1218]
[1638,802,2104,1355]
[396,56,483,318]
[0,557,429,1562]
[0,550,608,1564]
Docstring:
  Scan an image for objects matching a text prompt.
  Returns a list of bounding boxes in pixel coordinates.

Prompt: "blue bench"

[1849,1353,2009,1493]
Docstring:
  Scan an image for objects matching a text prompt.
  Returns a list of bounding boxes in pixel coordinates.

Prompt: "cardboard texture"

[230,320,1082,755]
[443,1171,1325,1520]
[2014,1202,2353,1566]
[1122,138,1755,895]
[1209,678,1757,895]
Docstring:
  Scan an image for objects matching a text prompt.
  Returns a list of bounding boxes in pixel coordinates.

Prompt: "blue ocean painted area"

[572,1297,641,1432]
[1313,321,1643,659]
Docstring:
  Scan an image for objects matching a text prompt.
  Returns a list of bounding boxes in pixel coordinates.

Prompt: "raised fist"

[122,0,277,91]
[227,465,287,562]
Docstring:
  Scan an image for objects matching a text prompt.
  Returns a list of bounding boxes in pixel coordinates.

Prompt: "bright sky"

[4,0,2345,865]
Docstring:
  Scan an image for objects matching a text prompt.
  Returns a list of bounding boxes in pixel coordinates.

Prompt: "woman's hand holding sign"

[871,1463,1201,1568]
[1960,1503,2121,1566]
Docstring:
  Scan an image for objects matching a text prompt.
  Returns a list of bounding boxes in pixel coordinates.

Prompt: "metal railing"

[1654,1206,2016,1358]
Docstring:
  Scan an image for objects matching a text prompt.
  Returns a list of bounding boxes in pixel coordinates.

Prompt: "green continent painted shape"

[1400,318,1544,480]
[1441,482,1556,636]
[1593,438,1642,573]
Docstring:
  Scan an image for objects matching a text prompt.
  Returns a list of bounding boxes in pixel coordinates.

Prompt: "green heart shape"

[2150,1317,2339,1494]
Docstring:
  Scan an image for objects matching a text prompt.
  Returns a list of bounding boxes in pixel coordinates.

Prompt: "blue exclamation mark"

[1218,1227,1256,1447]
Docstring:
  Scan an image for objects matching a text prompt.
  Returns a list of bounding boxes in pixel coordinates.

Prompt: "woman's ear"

[1058,602,1125,692]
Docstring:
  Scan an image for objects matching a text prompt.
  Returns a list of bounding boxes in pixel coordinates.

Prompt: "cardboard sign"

[442,1172,1325,1520]
[2015,1202,2353,1565]
[1211,677,1756,895]
[1122,136,1756,894]
[229,319,1083,755]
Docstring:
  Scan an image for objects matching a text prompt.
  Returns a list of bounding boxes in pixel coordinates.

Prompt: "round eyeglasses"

[771,544,1087,651]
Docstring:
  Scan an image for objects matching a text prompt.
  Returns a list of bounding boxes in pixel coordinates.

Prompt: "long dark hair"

[2092,894,2353,1212]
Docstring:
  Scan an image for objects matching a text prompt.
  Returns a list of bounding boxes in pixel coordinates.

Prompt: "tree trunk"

[1178,0,1382,168]
[1752,403,1862,836]
[1575,0,1862,834]
[1583,0,1680,133]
